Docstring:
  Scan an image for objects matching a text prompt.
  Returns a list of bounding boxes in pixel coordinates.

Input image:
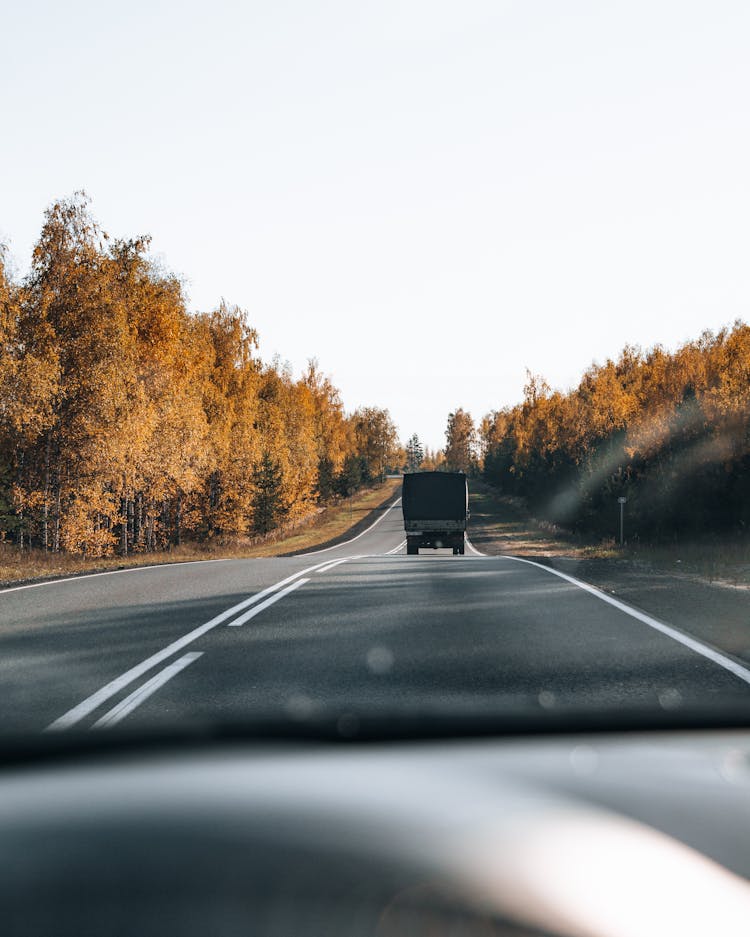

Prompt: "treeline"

[477,325,750,540]
[0,195,399,555]
[440,327,750,540]
[403,433,444,473]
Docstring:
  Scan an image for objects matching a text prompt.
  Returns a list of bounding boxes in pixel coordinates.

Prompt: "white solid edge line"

[46,557,335,731]
[467,536,750,687]
[92,653,203,729]
[3,495,403,595]
[227,578,308,626]
[464,535,485,556]
[294,497,402,556]
[505,555,750,686]
[0,557,234,595]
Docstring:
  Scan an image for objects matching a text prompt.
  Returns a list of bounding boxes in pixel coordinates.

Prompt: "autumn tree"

[189,302,260,538]
[0,196,395,555]
[351,407,399,481]
[444,409,476,474]
[421,447,446,471]
[0,249,26,539]
[481,323,750,540]
[303,359,349,501]
[20,193,131,554]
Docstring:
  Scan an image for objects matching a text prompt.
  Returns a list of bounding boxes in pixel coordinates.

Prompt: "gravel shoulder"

[468,480,750,668]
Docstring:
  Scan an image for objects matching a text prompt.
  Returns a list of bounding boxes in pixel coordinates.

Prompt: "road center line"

[92,653,203,729]
[227,578,308,625]
[316,558,352,574]
[46,558,334,731]
[384,540,406,555]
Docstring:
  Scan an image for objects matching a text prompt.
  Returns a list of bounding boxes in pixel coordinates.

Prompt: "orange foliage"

[480,326,750,538]
[0,195,398,555]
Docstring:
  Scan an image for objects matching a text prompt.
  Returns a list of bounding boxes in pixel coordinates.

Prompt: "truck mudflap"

[406,532,465,556]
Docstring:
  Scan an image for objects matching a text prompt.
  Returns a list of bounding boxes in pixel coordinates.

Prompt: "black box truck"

[401,472,468,555]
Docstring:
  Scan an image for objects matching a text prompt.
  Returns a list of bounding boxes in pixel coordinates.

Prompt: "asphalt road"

[1,496,750,735]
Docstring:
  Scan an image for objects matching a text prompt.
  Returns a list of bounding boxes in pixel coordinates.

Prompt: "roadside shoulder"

[0,479,402,590]
[468,479,750,666]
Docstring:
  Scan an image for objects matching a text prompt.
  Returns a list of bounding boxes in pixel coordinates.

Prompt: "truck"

[401,471,468,555]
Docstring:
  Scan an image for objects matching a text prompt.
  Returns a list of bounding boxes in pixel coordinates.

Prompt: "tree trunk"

[119,495,128,556]
[52,482,61,552]
[209,471,219,535]
[133,492,142,549]
[41,429,52,552]
[15,448,25,550]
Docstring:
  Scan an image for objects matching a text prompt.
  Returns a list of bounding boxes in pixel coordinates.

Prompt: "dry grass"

[468,480,607,560]
[224,477,401,558]
[468,479,750,587]
[620,538,750,588]
[0,477,401,588]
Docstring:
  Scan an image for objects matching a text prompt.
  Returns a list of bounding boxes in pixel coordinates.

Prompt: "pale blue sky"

[2,1,749,449]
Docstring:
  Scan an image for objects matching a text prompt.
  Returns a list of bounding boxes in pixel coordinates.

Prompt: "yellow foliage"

[0,196,383,555]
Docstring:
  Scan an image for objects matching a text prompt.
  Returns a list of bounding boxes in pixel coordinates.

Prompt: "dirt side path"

[468,480,750,668]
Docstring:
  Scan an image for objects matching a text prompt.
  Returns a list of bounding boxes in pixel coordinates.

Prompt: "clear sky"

[2,1,750,450]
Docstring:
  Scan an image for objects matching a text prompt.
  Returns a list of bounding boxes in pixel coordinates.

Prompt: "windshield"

[2,2,750,740]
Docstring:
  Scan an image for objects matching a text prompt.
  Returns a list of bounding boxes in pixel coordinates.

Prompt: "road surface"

[1,495,750,734]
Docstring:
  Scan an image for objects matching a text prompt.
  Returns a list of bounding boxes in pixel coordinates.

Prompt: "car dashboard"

[1,729,749,937]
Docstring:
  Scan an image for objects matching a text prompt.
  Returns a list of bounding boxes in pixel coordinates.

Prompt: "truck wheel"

[406,544,418,556]
[458,545,465,555]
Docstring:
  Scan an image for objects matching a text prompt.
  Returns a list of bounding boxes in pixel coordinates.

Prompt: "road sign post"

[618,496,627,545]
